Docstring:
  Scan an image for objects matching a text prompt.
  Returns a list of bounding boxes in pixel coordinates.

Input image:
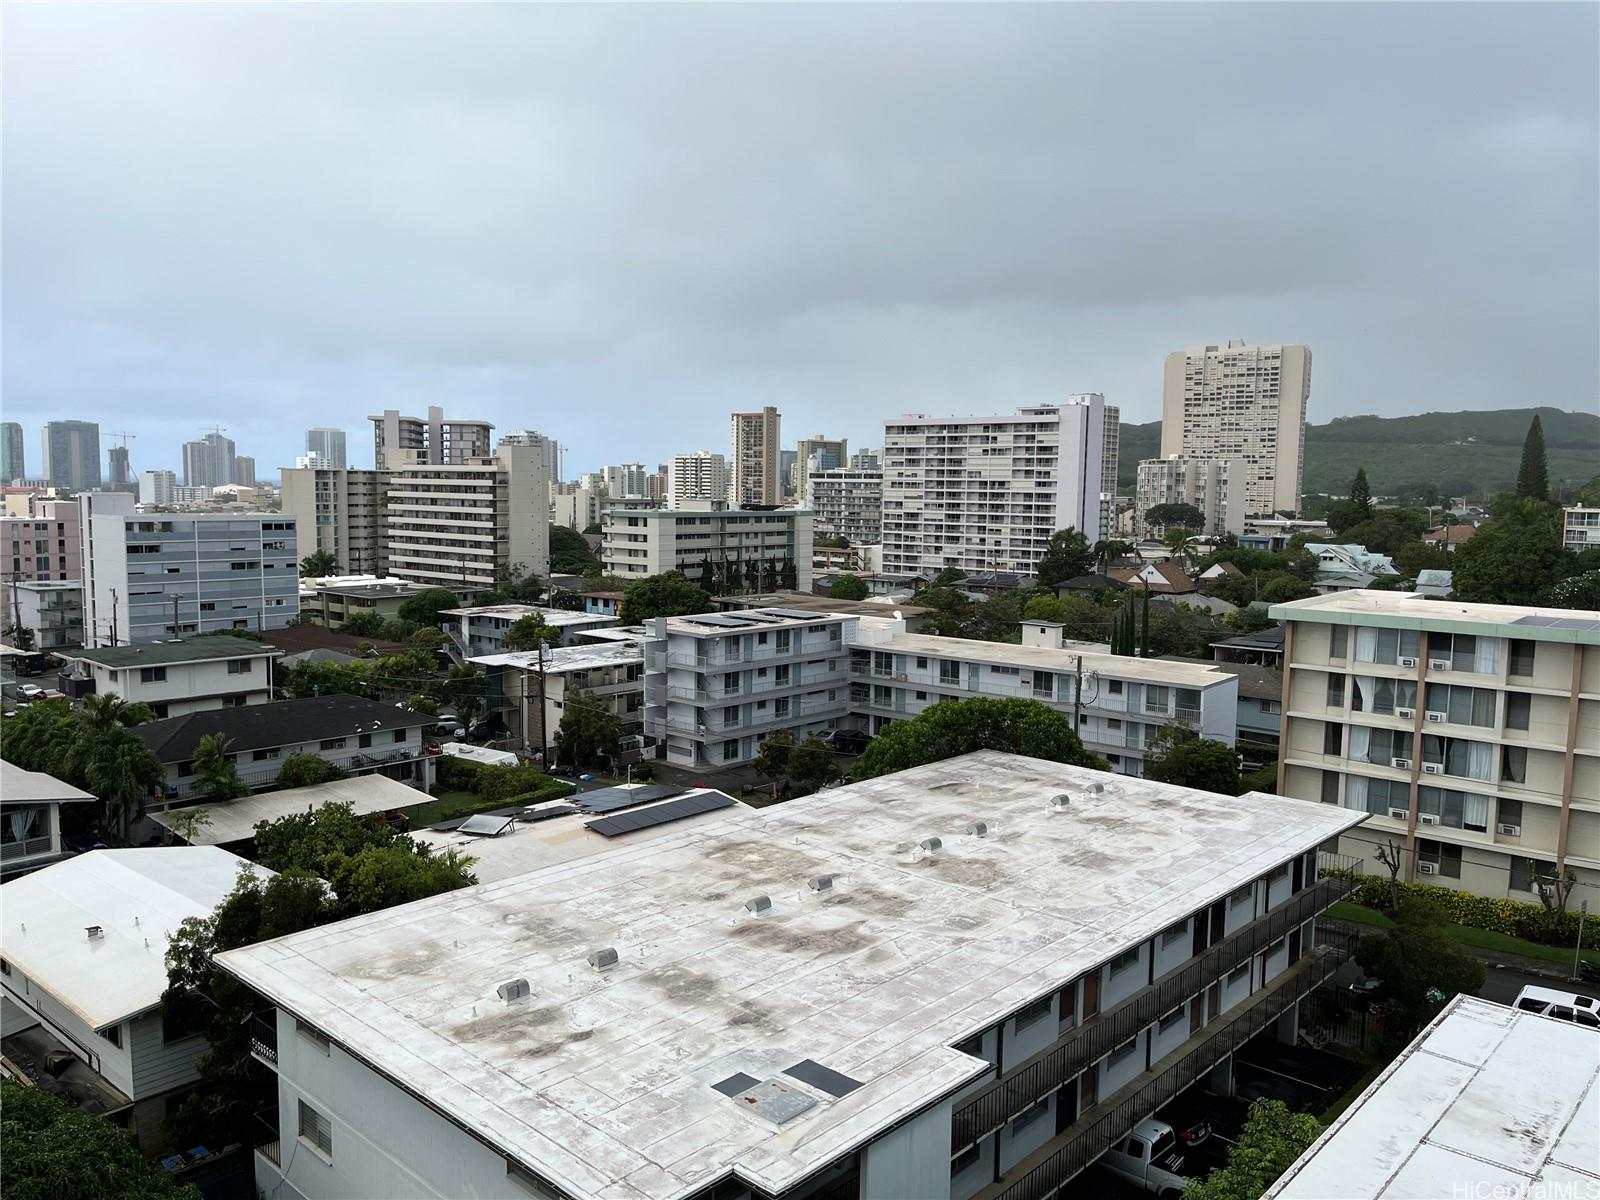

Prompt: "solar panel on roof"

[783,1058,863,1097]
[711,1071,761,1098]
[516,805,577,824]
[457,813,516,837]
[585,791,736,837]
[768,608,823,620]
[572,783,683,815]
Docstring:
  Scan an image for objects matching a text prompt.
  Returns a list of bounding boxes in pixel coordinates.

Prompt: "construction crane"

[108,431,137,484]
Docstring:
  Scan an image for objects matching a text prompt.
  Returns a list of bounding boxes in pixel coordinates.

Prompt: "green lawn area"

[401,791,505,827]
[1326,900,1600,967]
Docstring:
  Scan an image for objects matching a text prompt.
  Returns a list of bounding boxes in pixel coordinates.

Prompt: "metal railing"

[950,856,1359,1153]
[249,1015,278,1067]
[254,1109,281,1167]
[976,927,1359,1200]
[0,836,53,861]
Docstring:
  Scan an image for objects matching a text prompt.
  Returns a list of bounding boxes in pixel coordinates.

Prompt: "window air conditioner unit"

[1388,808,1408,821]
[1391,757,1412,770]
[1425,711,1445,723]
[1419,813,1438,825]
[1396,707,1415,720]
[1428,659,1451,671]
[1497,823,1522,837]
[1398,656,1417,668]
[1422,763,1443,775]
[1417,861,1438,876]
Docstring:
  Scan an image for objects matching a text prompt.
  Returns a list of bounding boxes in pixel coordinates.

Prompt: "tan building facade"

[730,406,781,506]
[279,467,389,576]
[1273,591,1599,902]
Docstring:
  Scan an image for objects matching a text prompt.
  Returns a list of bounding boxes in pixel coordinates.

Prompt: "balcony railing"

[950,854,1359,1153]
[0,836,53,861]
[975,926,1359,1200]
[253,1108,281,1167]
[249,1015,278,1067]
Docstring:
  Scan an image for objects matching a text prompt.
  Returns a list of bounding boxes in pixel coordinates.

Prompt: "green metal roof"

[61,635,279,668]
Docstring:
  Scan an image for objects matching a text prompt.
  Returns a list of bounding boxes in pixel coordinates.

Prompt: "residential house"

[1111,563,1197,595]
[151,775,434,849]
[10,580,85,651]
[1422,524,1478,555]
[1304,544,1399,579]
[439,605,619,659]
[55,635,279,718]
[1212,625,1286,668]
[1414,569,1454,599]
[1562,506,1599,553]
[0,761,95,879]
[470,639,646,759]
[296,579,431,629]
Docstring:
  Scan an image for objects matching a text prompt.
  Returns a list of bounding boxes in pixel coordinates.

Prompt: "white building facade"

[137,469,177,506]
[668,451,731,511]
[1563,505,1599,552]
[56,634,278,718]
[1135,455,1248,537]
[279,466,389,577]
[807,467,883,546]
[602,502,814,592]
[731,406,782,506]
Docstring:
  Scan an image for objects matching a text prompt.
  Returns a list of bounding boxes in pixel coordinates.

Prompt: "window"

[252,748,280,762]
[722,739,740,762]
[1416,838,1462,879]
[916,657,929,670]
[1013,995,1052,1030]
[100,1023,122,1048]
[1320,770,1339,805]
[1424,684,1496,727]
[139,667,167,684]
[1229,884,1253,909]
[1227,963,1250,987]
[938,661,959,686]
[1350,675,1417,715]
[1157,1005,1186,1033]
[1509,856,1541,893]
[1349,726,1413,766]
[358,733,372,749]
[1418,786,1490,832]
[1433,632,1498,675]
[952,1144,982,1174]
[228,659,252,674]
[1509,639,1536,677]
[1505,692,1531,731]
[393,729,406,744]
[1499,797,1523,828]
[1107,1037,1140,1067]
[1353,627,1421,665]
[320,738,346,751]
[1010,1098,1049,1135]
[162,1004,204,1045]
[1108,945,1142,975]
[298,1099,333,1158]
[1345,774,1408,816]
[1329,625,1348,659]
[1108,679,1123,695]
[1323,722,1343,755]
[1260,699,1281,714]
[1502,746,1528,785]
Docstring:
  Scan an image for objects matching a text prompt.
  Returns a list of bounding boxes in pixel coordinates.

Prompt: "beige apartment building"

[668,451,730,510]
[1135,455,1248,537]
[730,406,781,505]
[1273,591,1599,902]
[279,467,389,576]
[368,406,493,469]
[383,443,549,591]
[1161,340,1311,516]
[602,500,813,592]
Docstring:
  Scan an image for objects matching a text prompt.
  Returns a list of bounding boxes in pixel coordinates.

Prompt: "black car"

[820,729,872,754]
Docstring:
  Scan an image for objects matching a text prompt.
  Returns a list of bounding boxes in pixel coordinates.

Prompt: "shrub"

[476,764,554,805]
[434,755,485,793]
[1323,870,1598,949]
[500,779,578,806]
[276,754,348,790]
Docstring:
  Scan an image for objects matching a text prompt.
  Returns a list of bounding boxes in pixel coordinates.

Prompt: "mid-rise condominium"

[1272,590,1599,902]
[1136,456,1249,537]
[1161,340,1311,516]
[182,431,237,489]
[794,434,848,500]
[731,405,782,505]
[0,499,82,582]
[499,429,562,481]
[0,421,24,484]
[668,451,730,510]
[137,470,178,507]
[602,501,812,592]
[806,466,883,545]
[602,462,649,500]
[882,394,1109,576]
[369,406,493,469]
[40,421,101,491]
[221,749,1362,1200]
[279,467,390,577]
[305,428,348,470]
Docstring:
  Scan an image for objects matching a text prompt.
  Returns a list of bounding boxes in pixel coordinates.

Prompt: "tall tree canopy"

[1354,894,1486,1035]
[829,574,869,600]
[1142,725,1243,795]
[617,570,714,624]
[1034,528,1095,587]
[1183,1100,1324,1200]
[299,548,339,577]
[548,524,602,575]
[852,697,1108,780]
[1143,502,1206,533]
[1348,466,1373,519]
[1451,497,1565,604]
[396,587,462,627]
[1516,413,1549,501]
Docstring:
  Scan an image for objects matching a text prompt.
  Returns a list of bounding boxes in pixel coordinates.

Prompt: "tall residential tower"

[730,406,782,506]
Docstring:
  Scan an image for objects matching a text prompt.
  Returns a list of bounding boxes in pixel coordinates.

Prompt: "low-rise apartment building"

[1273,591,1600,901]
[55,634,279,718]
[219,751,1363,1200]
[1563,505,1599,552]
[297,578,431,628]
[10,579,84,651]
[847,621,1239,777]
[602,500,814,592]
[470,639,646,756]
[1,847,262,1152]
[0,761,95,878]
[439,604,619,657]
[1,499,82,582]
[807,466,883,545]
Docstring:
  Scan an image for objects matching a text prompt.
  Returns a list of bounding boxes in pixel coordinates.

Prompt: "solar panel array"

[457,813,516,837]
[572,783,683,815]
[1512,614,1600,632]
[585,791,736,837]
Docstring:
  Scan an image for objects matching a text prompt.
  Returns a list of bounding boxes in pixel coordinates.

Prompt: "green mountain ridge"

[1115,407,1598,498]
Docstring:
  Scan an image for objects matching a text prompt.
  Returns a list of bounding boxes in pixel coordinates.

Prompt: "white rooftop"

[443,604,616,627]
[410,789,750,884]
[1265,995,1600,1200]
[218,752,1361,1200]
[469,640,645,674]
[149,775,430,846]
[437,743,520,767]
[658,607,850,636]
[864,631,1237,687]
[0,760,95,806]
[1,847,260,1029]
[1272,590,1600,636]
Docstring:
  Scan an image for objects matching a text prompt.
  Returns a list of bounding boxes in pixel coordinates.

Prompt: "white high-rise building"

[667,452,730,511]
[499,430,562,482]
[730,406,781,506]
[807,467,883,545]
[1135,455,1249,537]
[138,470,177,507]
[305,428,348,470]
[881,394,1109,576]
[602,462,649,500]
[1161,340,1312,516]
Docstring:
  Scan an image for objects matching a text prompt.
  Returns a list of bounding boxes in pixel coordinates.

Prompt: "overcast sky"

[4,3,1596,478]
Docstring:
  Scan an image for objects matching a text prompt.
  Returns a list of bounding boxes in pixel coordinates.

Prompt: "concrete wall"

[859,1096,956,1200]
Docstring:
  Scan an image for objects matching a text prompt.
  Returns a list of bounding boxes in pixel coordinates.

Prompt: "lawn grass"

[1326,900,1600,967]
[401,790,504,827]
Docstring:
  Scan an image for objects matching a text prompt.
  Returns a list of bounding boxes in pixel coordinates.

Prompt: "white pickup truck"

[1096,1118,1192,1197]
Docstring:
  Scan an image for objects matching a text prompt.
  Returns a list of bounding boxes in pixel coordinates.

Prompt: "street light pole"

[1573,900,1589,982]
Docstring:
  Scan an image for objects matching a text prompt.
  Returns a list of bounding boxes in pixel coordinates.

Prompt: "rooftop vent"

[808,875,835,894]
[587,947,618,971]
[1049,794,1072,811]
[919,836,943,853]
[744,895,773,916]
[85,925,104,940]
[966,821,990,838]
[1087,782,1105,794]
[495,978,530,1004]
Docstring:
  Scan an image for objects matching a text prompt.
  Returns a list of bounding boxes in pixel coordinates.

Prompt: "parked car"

[1513,985,1600,1028]
[17,683,44,700]
[1097,1118,1192,1198]
[818,729,872,754]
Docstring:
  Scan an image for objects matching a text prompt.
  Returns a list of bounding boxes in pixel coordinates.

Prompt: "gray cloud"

[4,3,1595,475]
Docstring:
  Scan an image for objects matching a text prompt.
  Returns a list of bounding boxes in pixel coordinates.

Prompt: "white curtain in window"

[1475,639,1499,674]
[1348,726,1371,762]
[1468,741,1493,781]
[6,808,38,843]
[1354,675,1376,712]
[1345,775,1369,813]
[1462,793,1490,828]
[1354,627,1378,663]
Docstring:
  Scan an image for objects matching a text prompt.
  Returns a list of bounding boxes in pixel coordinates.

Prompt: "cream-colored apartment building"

[667,451,730,510]
[279,467,390,576]
[601,500,813,592]
[1272,591,1599,901]
[368,406,493,469]
[1161,340,1311,516]
[730,406,781,505]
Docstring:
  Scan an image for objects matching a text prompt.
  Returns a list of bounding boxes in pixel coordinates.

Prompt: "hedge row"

[1326,870,1597,949]
[433,757,573,804]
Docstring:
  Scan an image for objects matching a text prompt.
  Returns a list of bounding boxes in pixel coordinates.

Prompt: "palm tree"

[193,732,249,801]
[85,737,165,840]
[1163,528,1201,572]
[1093,539,1135,573]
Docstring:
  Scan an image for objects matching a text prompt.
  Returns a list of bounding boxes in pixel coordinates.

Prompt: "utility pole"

[110,588,119,647]
[1573,901,1589,983]
[172,593,182,638]
[536,639,549,767]
[1073,654,1083,728]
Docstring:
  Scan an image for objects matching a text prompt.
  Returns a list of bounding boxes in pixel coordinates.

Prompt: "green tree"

[1259,575,1316,603]
[1349,466,1373,520]
[787,736,840,793]
[1340,509,1428,556]
[852,697,1108,780]
[336,610,386,638]
[814,532,850,549]
[1,1078,202,1200]
[1163,528,1201,570]
[1034,528,1095,588]
[554,688,621,768]
[1353,894,1487,1035]
[4,622,36,651]
[192,732,248,801]
[1225,605,1276,634]
[298,548,340,578]
[1182,1100,1323,1200]
[503,613,557,650]
[1394,540,1452,579]
[1092,539,1135,573]
[549,524,601,575]
[1143,725,1243,795]
[1516,413,1549,501]
[435,664,485,730]
[1452,498,1565,605]
[475,562,543,606]
[407,625,446,657]
[1144,502,1205,533]
[396,587,462,628]
[275,754,348,790]
[617,570,714,624]
[1322,498,1366,535]
[829,574,870,601]
[752,729,796,783]
[1542,569,1600,610]
[163,807,213,846]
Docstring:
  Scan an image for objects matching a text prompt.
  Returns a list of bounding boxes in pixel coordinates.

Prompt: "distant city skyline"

[4,4,1596,480]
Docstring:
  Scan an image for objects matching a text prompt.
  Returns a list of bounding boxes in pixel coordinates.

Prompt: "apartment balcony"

[248,1014,278,1068]
[950,854,1360,1156]
[253,1108,281,1168]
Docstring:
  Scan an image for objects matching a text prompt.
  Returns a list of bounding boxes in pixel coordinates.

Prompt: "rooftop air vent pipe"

[1050,794,1072,811]
[85,925,104,940]
[587,948,618,971]
[919,837,943,853]
[808,875,835,894]
[966,821,990,838]
[496,978,531,1003]
[745,895,773,916]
